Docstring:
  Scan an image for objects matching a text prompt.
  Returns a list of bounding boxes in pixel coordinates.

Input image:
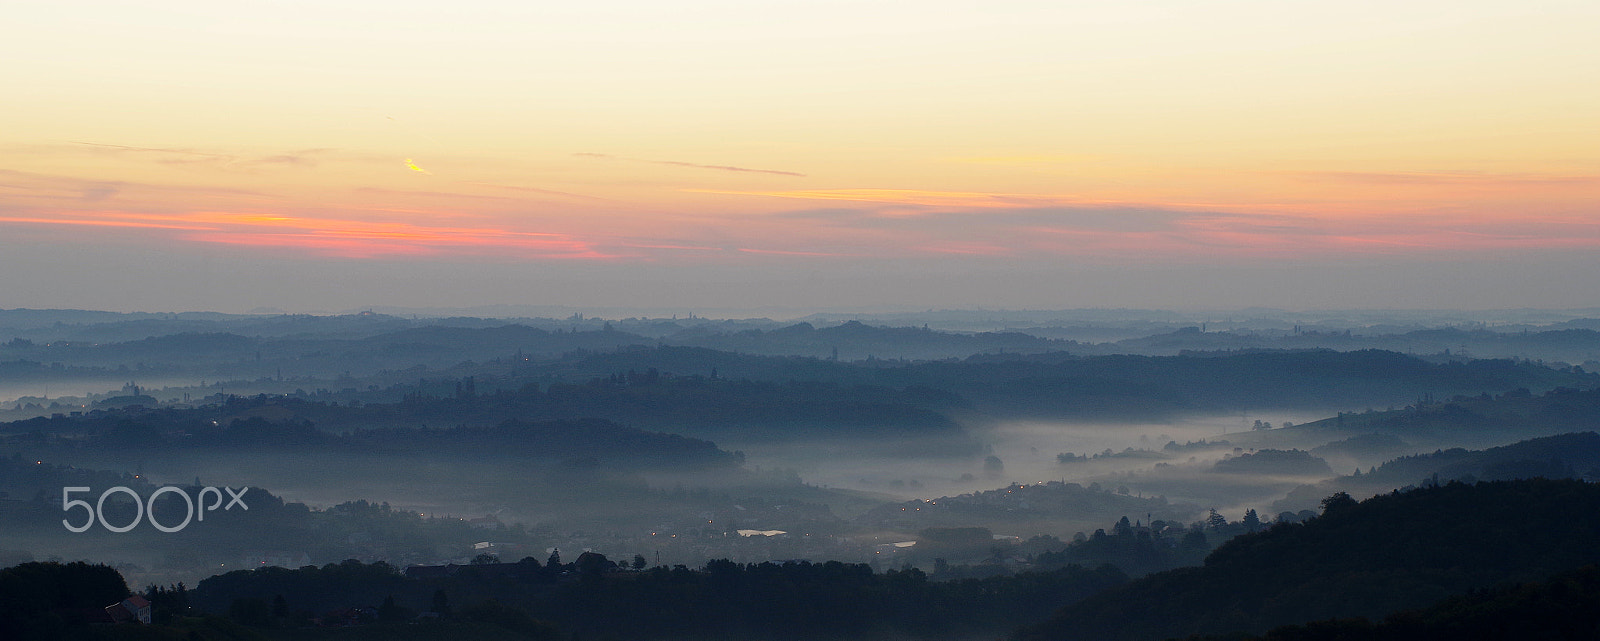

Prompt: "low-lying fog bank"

[732,413,1333,502]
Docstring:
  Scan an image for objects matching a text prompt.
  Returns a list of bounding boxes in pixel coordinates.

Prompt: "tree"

[430,589,452,618]
[1320,491,1357,515]
[2,561,130,615]
[144,582,190,624]
[632,554,647,570]
[547,549,561,568]
[461,600,560,640]
[229,597,272,627]
[378,595,412,622]
[471,552,498,565]
[1242,509,1261,532]
[575,552,613,581]
[1206,508,1228,529]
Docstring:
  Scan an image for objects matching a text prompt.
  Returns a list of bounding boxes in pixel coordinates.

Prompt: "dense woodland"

[6,322,1597,426]
[5,479,1600,640]
[1279,384,1600,443]
[1274,430,1600,512]
[6,309,1600,369]
[1200,564,1600,641]
[1018,479,1600,641]
[6,310,1600,639]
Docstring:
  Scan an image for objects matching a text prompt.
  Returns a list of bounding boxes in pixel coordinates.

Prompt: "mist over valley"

[4,307,1600,639]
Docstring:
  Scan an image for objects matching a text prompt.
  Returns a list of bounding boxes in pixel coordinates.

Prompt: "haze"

[3,1,1599,313]
[6,3,1600,638]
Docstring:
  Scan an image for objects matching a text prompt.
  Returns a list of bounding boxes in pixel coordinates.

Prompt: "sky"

[2,0,1598,315]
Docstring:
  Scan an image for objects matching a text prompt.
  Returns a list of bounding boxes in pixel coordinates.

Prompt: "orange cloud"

[735,247,844,257]
[916,242,1015,256]
[0,210,609,260]
[186,213,607,259]
[1285,170,1600,187]
[0,215,216,231]
[618,242,725,252]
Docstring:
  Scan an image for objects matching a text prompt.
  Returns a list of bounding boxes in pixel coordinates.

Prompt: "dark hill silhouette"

[0,396,746,472]
[854,481,1196,533]
[1274,385,1600,449]
[1274,431,1600,512]
[665,320,1072,361]
[1209,564,1600,641]
[1212,449,1333,476]
[1017,478,1600,641]
[551,347,1595,419]
[363,323,652,355]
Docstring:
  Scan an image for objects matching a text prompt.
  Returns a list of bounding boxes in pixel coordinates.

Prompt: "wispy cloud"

[942,154,1098,166]
[0,210,611,260]
[915,241,1015,256]
[737,200,1600,262]
[353,187,516,202]
[0,215,216,231]
[1286,170,1600,186]
[735,247,843,257]
[0,168,126,201]
[462,182,612,201]
[616,242,724,252]
[0,168,267,205]
[686,188,1099,209]
[575,153,805,177]
[61,141,333,171]
[69,141,230,159]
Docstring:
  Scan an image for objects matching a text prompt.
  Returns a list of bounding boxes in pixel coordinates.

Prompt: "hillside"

[1214,564,1600,641]
[1017,478,1600,641]
[1273,431,1600,513]
[1253,385,1600,451]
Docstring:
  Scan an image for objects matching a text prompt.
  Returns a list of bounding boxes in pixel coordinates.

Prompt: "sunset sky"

[3,0,1597,314]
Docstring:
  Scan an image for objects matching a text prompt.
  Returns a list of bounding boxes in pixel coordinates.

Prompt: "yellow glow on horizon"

[686,189,1102,210]
[1,0,1596,273]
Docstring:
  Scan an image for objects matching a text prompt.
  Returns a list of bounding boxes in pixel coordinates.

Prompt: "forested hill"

[13,347,1592,431]
[0,377,966,445]
[8,320,1598,425]
[1276,384,1600,444]
[1273,431,1600,512]
[664,320,1069,360]
[0,403,744,470]
[0,319,1068,377]
[363,375,964,439]
[552,347,1596,417]
[1016,478,1600,641]
[1208,564,1600,641]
